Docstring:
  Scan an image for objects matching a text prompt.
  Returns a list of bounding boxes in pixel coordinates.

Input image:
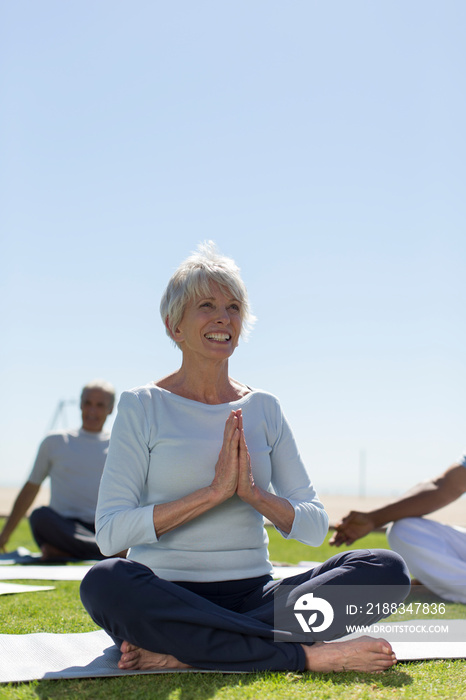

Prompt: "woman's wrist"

[240,487,295,534]
[207,482,233,507]
[237,482,262,507]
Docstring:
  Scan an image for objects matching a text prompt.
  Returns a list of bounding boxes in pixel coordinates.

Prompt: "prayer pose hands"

[210,409,294,534]
[211,410,256,504]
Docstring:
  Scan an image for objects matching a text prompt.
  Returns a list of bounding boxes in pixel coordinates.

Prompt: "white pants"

[387,517,466,604]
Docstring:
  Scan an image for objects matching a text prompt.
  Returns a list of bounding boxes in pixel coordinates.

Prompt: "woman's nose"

[216,306,230,323]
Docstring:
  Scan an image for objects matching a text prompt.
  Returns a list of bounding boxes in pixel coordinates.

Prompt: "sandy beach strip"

[0,487,51,519]
[0,486,464,528]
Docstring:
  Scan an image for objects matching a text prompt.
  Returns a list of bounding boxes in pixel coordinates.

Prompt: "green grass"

[1,518,465,699]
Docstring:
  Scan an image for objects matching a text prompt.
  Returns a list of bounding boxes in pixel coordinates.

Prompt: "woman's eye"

[200,302,213,308]
[229,304,240,312]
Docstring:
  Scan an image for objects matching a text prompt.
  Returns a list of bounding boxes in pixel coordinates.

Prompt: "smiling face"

[171,283,242,362]
[80,388,113,433]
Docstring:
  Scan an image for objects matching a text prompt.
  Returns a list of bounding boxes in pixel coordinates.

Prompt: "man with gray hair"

[0,380,116,561]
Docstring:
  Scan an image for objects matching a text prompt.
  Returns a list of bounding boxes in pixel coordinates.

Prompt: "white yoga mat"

[273,562,322,578]
[0,564,93,581]
[0,630,236,683]
[0,582,54,596]
[0,562,321,582]
[0,620,464,683]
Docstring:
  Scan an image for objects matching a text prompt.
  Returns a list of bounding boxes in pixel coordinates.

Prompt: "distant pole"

[359,449,366,498]
[47,400,77,432]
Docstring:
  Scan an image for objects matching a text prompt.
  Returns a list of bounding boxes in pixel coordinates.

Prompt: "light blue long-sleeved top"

[96,384,328,582]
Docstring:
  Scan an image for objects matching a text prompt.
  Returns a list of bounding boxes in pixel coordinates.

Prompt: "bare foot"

[301,635,397,673]
[118,640,191,671]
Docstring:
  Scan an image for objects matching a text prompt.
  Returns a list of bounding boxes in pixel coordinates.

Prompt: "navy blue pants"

[30,506,104,561]
[80,549,410,672]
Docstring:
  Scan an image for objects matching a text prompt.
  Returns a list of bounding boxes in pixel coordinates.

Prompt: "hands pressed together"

[152,407,294,539]
[211,409,258,506]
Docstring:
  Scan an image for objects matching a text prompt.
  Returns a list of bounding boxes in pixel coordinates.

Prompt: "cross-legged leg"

[29,506,104,561]
[80,559,305,671]
[242,549,410,633]
[80,549,410,673]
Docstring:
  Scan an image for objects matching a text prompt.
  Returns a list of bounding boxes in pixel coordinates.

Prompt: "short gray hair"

[160,241,256,347]
[81,379,116,411]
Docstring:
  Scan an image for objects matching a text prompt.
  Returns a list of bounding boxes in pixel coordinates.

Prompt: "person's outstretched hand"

[329,511,376,546]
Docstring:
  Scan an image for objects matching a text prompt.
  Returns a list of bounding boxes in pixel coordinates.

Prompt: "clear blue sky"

[1,1,465,495]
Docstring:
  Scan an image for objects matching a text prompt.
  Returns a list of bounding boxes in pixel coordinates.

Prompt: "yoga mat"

[273,563,322,578]
[0,562,321,582]
[0,582,54,596]
[0,620,464,683]
[0,564,93,581]
[0,630,239,682]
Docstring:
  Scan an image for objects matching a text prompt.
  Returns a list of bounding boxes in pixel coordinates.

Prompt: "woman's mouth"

[204,332,231,342]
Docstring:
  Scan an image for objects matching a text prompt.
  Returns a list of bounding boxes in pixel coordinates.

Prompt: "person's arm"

[330,463,466,547]
[236,401,328,546]
[0,482,41,551]
[235,414,296,535]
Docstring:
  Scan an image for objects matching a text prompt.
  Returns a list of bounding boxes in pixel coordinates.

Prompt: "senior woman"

[80,243,410,674]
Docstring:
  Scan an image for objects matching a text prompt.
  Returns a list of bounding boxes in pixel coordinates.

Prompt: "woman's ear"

[165,316,183,342]
[165,316,174,338]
